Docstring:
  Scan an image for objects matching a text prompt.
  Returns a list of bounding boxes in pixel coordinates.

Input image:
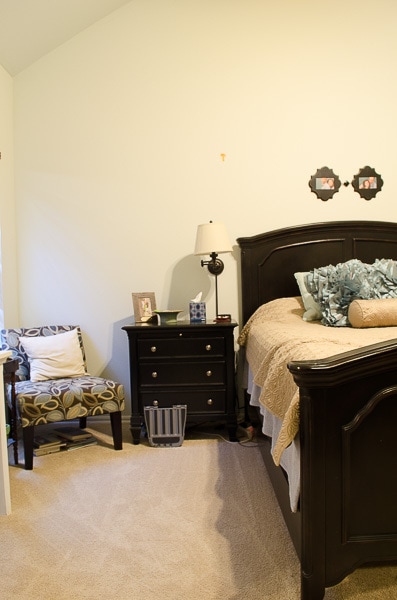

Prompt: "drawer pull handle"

[153,400,159,406]
[206,370,212,377]
[150,346,157,353]
[205,344,212,352]
[207,398,213,405]
[152,371,158,378]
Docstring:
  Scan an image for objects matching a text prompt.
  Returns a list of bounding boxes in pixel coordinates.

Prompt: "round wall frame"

[351,166,383,200]
[309,167,341,201]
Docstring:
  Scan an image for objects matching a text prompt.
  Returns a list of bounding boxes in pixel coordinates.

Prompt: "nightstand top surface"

[122,319,237,331]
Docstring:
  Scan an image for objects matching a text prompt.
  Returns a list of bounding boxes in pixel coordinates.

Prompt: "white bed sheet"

[248,369,300,512]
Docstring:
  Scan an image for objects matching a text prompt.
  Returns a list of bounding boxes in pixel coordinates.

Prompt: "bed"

[237,220,397,600]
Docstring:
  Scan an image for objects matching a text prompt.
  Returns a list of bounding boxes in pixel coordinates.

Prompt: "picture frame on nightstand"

[132,292,157,322]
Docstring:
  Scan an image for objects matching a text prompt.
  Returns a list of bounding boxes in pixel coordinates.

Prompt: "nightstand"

[122,320,238,444]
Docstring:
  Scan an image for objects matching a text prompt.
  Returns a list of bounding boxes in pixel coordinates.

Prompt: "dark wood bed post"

[299,385,328,600]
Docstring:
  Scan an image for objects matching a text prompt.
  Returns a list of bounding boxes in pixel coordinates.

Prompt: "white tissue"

[191,292,202,302]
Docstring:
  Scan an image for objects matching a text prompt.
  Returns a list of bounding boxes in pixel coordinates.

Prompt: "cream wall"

[0,65,18,327]
[8,0,397,411]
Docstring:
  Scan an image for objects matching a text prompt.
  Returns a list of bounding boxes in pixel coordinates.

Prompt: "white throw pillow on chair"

[19,328,87,382]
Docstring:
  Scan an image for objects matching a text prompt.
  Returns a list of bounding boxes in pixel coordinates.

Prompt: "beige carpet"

[1,421,397,600]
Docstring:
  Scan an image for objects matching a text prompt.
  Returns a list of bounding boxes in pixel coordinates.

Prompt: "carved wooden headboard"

[237,221,397,325]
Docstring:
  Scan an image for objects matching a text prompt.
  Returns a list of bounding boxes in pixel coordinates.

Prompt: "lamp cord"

[215,273,219,317]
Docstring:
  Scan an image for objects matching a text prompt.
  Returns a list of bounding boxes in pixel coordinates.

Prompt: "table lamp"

[194,221,233,319]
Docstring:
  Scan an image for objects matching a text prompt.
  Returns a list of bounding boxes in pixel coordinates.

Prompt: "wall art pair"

[309,166,383,201]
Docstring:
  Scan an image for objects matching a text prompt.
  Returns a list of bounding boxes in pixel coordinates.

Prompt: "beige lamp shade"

[194,222,233,255]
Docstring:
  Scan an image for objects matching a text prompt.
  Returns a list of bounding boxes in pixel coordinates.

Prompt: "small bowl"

[153,310,182,325]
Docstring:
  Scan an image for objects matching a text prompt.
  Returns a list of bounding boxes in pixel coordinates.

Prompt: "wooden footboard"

[289,339,397,600]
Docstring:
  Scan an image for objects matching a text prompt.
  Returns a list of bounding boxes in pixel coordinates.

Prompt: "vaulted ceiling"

[0,0,132,75]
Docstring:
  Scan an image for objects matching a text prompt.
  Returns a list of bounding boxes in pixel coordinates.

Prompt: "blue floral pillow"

[305,258,397,327]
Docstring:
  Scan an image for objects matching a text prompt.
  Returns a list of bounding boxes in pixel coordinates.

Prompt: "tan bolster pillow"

[348,298,397,328]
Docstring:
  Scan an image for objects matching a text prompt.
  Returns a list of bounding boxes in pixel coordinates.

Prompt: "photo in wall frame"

[308,167,342,201]
[351,166,383,200]
[132,292,157,322]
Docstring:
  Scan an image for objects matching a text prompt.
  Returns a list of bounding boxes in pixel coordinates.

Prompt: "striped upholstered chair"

[1,325,125,469]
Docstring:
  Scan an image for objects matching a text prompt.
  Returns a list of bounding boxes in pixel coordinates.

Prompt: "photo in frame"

[351,166,383,200]
[132,292,157,322]
[309,166,342,201]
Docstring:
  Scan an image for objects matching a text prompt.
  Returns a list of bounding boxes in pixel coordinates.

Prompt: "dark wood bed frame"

[237,220,397,600]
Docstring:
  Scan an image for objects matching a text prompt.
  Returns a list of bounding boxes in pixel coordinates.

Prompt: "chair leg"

[22,426,34,470]
[110,411,123,450]
[9,370,19,465]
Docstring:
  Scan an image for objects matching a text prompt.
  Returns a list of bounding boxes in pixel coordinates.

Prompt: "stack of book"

[33,427,97,456]
[53,426,97,451]
[34,433,67,456]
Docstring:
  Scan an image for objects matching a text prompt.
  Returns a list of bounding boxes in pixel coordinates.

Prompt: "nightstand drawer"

[141,390,226,414]
[137,336,225,358]
[139,361,225,386]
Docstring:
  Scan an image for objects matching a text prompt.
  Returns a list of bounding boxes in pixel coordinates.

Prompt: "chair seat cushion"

[15,375,125,427]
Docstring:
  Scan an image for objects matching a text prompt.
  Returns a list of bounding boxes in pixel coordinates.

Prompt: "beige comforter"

[238,297,397,465]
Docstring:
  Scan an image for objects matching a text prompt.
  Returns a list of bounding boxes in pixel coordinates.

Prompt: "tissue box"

[189,302,206,323]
